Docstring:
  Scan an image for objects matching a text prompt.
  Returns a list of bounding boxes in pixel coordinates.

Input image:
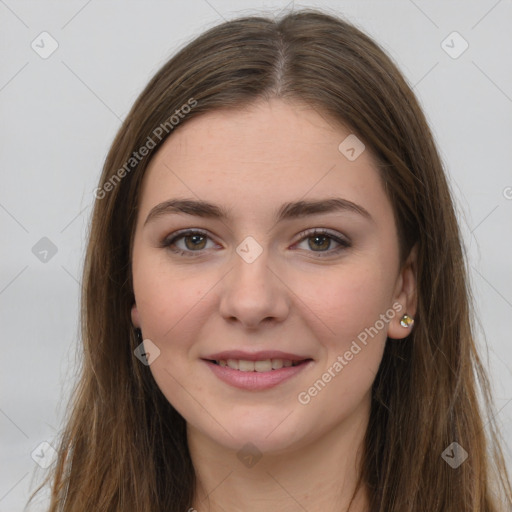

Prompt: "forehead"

[138,99,390,224]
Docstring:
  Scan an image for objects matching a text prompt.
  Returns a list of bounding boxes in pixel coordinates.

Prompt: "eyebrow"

[144,197,373,226]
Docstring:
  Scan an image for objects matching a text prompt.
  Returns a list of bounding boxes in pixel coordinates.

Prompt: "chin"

[225,431,301,455]
[190,416,306,455]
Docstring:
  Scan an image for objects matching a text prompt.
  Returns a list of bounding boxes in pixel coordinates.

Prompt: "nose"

[218,247,290,330]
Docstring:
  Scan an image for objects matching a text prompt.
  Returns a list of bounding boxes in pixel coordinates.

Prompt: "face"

[130,99,416,454]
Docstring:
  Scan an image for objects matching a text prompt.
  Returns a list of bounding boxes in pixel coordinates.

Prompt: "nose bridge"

[219,240,289,327]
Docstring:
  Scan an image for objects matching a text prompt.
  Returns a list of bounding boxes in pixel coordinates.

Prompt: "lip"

[202,352,313,391]
[204,350,310,362]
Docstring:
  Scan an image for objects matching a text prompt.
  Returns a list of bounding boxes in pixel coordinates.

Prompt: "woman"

[32,9,512,511]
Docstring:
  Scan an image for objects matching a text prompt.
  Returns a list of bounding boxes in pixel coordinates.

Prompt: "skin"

[131,98,417,512]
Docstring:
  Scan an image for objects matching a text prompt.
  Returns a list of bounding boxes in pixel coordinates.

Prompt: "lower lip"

[203,360,312,391]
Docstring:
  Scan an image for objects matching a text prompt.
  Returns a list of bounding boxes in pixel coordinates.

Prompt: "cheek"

[299,261,394,345]
[133,252,214,343]
[132,258,212,417]
[295,260,393,402]
[294,266,390,417]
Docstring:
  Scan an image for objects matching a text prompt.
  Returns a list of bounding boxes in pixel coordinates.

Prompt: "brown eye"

[162,229,216,256]
[294,229,351,257]
[308,235,332,251]
[184,234,207,250]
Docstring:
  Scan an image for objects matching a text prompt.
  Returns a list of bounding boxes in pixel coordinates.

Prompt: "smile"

[211,359,303,372]
[203,357,313,391]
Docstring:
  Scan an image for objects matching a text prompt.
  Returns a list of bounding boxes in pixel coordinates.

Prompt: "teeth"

[254,360,272,372]
[271,359,283,370]
[239,360,255,372]
[227,359,239,370]
[216,358,302,372]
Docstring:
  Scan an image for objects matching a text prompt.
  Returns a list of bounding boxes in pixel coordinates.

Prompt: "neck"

[188,398,371,512]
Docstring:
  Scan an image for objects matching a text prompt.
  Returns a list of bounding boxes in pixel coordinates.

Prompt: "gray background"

[1,0,511,509]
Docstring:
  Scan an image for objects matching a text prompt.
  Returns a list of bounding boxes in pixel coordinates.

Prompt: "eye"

[161,229,217,256]
[161,228,351,258]
[293,228,351,257]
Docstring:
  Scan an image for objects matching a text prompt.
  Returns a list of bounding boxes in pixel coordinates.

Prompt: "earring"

[400,314,414,328]
[134,328,143,343]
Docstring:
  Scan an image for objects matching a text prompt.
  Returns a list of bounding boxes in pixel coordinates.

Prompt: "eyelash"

[161,228,351,258]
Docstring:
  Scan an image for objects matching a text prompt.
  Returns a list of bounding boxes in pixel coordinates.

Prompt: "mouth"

[202,351,313,390]
[207,358,310,372]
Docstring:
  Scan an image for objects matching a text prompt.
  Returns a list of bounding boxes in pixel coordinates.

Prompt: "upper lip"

[204,350,312,362]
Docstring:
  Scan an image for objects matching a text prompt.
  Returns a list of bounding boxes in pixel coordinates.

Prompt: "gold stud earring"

[400,314,414,328]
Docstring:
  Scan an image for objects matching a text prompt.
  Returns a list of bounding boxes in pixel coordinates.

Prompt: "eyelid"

[293,227,350,246]
[161,228,211,246]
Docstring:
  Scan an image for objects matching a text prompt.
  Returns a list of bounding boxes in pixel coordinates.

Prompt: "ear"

[387,244,418,340]
[131,303,141,329]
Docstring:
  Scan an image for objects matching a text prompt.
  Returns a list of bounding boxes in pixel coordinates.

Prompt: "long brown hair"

[30,9,512,511]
